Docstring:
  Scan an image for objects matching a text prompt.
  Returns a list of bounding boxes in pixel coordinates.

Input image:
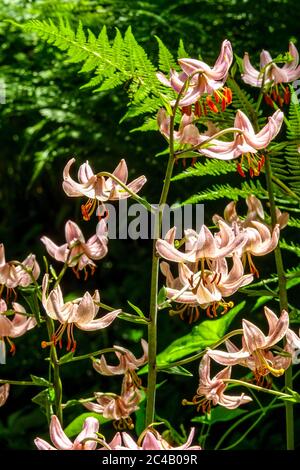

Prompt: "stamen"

[81,198,97,221]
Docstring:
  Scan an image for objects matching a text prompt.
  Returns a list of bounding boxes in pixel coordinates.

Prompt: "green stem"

[59,346,127,364]
[0,379,41,386]
[45,316,63,423]
[223,378,291,399]
[264,152,294,450]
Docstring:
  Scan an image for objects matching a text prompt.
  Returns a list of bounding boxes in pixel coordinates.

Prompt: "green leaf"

[58,351,75,365]
[158,365,193,377]
[251,295,274,312]
[140,302,245,375]
[192,406,247,425]
[64,413,109,438]
[127,300,146,318]
[177,38,188,59]
[30,375,52,387]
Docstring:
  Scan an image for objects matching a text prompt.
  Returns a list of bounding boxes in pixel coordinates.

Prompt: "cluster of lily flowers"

[156,195,284,321]
[1,38,300,451]
[157,39,300,177]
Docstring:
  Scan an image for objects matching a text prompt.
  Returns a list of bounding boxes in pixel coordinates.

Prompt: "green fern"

[171,159,237,181]
[280,239,300,257]
[19,19,171,120]
[155,36,177,73]
[284,89,300,195]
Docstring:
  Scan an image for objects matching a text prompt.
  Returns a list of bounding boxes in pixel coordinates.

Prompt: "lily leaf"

[140,302,245,374]
[192,406,246,425]
[64,413,109,438]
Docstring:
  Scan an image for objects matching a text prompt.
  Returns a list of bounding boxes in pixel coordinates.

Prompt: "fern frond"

[171,159,237,181]
[21,20,165,118]
[180,180,269,205]
[155,36,177,73]
[177,38,189,59]
[288,217,300,228]
[280,239,300,257]
[227,78,261,124]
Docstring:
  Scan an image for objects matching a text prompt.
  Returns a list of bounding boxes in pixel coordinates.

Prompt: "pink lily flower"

[192,354,252,411]
[242,43,300,105]
[41,274,121,351]
[41,219,108,277]
[157,108,200,145]
[157,40,233,107]
[93,339,148,376]
[34,415,99,450]
[84,373,141,423]
[207,307,290,378]
[156,223,247,264]
[0,299,36,362]
[0,244,40,290]
[160,254,253,320]
[63,158,147,221]
[110,427,201,450]
[0,384,10,407]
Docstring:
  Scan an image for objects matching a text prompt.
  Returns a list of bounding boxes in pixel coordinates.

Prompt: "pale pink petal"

[49,415,73,450]
[34,438,56,450]
[73,417,99,450]
[76,309,121,331]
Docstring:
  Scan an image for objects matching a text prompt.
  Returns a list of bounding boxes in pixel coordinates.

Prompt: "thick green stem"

[264,152,294,450]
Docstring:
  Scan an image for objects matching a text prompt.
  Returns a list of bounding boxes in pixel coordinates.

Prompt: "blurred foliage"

[0,0,300,450]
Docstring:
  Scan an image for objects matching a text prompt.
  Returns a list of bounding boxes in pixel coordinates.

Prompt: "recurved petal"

[142,432,163,450]
[78,161,95,184]
[264,309,289,348]
[34,438,56,450]
[0,384,10,407]
[76,309,121,331]
[113,159,128,184]
[207,347,249,366]
[73,417,99,450]
[65,220,85,244]
[121,432,139,450]
[219,392,252,409]
[242,319,267,352]
[41,236,67,263]
[75,291,98,325]
[49,415,73,450]
[10,314,36,338]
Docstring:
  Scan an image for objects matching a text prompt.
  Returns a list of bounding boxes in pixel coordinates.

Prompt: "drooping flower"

[242,42,300,105]
[0,300,36,362]
[207,307,290,379]
[93,339,148,376]
[109,427,201,450]
[160,254,253,320]
[156,223,247,264]
[83,373,141,429]
[213,196,281,277]
[41,219,108,278]
[62,158,147,221]
[0,244,40,290]
[185,354,252,411]
[157,40,233,111]
[41,274,121,351]
[0,384,10,407]
[34,415,99,450]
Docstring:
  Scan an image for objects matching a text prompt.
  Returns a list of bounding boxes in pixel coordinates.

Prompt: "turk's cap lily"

[244,222,280,256]
[156,224,247,264]
[42,274,121,331]
[0,301,36,338]
[112,427,201,450]
[63,158,146,202]
[0,384,10,407]
[197,354,252,409]
[41,219,108,269]
[242,42,300,87]
[207,308,290,376]
[34,415,99,450]
[157,40,233,106]
[84,374,141,420]
[0,244,40,289]
[93,339,148,376]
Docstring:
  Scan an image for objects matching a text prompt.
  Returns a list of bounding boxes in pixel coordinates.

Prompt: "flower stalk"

[264,151,294,450]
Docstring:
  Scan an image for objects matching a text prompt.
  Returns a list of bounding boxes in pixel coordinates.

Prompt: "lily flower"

[63,158,147,221]
[213,197,281,277]
[185,354,251,411]
[207,307,290,379]
[160,254,253,320]
[34,415,99,450]
[111,427,201,450]
[0,300,36,362]
[156,224,247,264]
[84,373,141,427]
[93,339,148,376]
[41,219,108,278]
[0,384,10,407]
[41,274,121,351]
[157,40,233,109]
[0,244,40,290]
[242,43,300,105]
